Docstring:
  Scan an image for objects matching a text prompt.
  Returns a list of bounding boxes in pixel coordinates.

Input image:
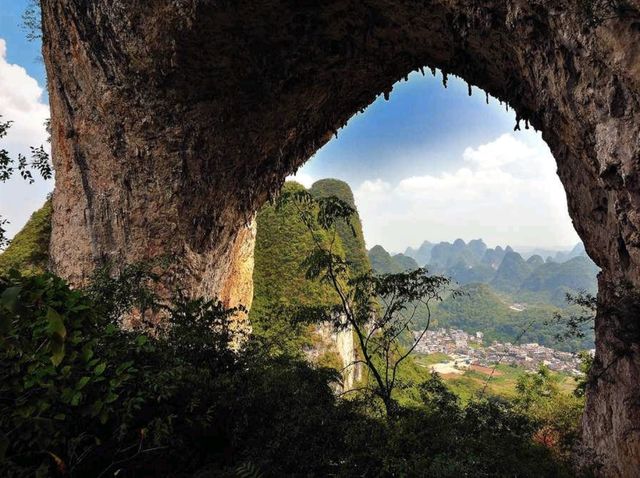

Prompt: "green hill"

[520,256,599,297]
[433,283,593,351]
[0,200,51,275]
[392,253,419,272]
[251,181,344,322]
[404,240,434,266]
[430,239,479,270]
[309,179,369,275]
[491,251,532,293]
[368,245,400,274]
[368,245,419,274]
[251,179,370,360]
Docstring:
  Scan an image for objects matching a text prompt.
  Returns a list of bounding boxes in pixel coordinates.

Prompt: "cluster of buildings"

[413,328,586,375]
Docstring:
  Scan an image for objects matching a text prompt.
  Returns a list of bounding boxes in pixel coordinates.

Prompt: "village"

[413,327,587,376]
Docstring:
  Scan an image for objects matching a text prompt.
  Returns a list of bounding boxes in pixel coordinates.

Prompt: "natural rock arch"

[41,1,640,475]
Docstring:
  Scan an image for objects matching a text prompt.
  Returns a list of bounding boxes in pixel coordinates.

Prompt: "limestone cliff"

[41,1,640,474]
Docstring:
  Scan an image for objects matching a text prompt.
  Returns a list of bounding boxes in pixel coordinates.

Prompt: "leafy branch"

[278,191,454,417]
[0,116,52,249]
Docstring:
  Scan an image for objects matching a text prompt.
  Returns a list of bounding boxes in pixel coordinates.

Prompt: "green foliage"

[433,283,594,351]
[0,116,52,249]
[250,182,346,355]
[309,179,370,275]
[251,179,372,365]
[0,117,13,183]
[521,257,599,301]
[21,1,42,41]
[574,351,594,398]
[551,291,597,345]
[368,245,419,274]
[357,374,574,477]
[0,271,158,476]
[0,265,582,477]
[491,251,532,293]
[0,201,52,275]
[515,366,585,463]
[0,269,353,477]
[280,189,454,415]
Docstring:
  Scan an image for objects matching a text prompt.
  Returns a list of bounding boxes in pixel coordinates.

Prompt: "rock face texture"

[41,1,640,474]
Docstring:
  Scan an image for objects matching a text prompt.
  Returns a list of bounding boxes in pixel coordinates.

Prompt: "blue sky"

[1,0,580,252]
[301,72,522,184]
[0,2,45,85]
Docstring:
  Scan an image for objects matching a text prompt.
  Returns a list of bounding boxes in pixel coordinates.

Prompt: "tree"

[515,365,584,462]
[278,190,454,416]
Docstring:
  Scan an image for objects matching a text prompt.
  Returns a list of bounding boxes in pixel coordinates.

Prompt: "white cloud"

[286,172,315,189]
[358,178,391,194]
[354,133,580,251]
[0,38,52,242]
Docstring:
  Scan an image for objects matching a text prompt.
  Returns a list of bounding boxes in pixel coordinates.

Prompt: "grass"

[411,354,577,402]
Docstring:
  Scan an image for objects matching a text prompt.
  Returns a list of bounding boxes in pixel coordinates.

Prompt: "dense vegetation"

[0,178,596,476]
[433,284,594,352]
[308,179,370,275]
[0,246,586,478]
[0,200,51,275]
[250,180,365,361]
[251,182,343,319]
[368,245,419,274]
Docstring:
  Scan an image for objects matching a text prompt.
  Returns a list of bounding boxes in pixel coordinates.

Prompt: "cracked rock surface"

[41,1,640,474]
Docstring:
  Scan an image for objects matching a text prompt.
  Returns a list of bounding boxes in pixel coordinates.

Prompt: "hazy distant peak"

[526,254,545,267]
[369,244,387,254]
[369,244,419,273]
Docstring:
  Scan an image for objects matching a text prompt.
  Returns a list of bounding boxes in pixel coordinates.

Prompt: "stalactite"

[442,71,448,88]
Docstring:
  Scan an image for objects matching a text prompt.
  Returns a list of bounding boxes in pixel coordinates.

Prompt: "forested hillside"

[251,181,343,323]
[0,200,51,275]
[309,179,370,275]
[251,179,369,375]
[368,245,418,274]
[370,242,597,351]
[252,179,369,320]
[434,284,593,352]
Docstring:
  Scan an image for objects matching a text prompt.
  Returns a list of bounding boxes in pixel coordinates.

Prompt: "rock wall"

[309,320,363,392]
[41,1,640,474]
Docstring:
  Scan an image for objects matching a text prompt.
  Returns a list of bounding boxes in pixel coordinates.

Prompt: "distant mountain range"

[369,239,597,351]
[404,239,588,268]
[381,238,599,306]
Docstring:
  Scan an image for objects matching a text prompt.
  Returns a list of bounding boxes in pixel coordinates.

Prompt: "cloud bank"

[0,38,52,241]
[354,133,580,252]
